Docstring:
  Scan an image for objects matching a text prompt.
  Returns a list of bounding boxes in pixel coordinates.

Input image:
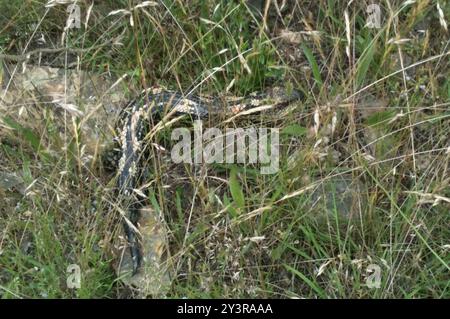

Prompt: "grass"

[0,0,449,298]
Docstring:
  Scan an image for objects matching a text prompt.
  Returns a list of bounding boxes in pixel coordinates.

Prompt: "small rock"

[115,207,172,297]
[308,174,368,221]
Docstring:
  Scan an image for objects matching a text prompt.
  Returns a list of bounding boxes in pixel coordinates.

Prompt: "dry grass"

[0,0,449,298]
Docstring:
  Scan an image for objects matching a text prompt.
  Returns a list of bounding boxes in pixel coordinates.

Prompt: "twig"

[0,44,109,62]
[259,0,271,37]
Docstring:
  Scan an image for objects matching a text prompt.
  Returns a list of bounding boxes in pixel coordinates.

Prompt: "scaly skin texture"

[116,86,302,275]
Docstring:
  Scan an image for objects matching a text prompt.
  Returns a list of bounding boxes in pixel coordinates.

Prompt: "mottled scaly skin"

[117,86,302,274]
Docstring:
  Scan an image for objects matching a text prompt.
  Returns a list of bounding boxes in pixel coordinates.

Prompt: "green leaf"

[301,44,322,87]
[229,167,245,210]
[2,116,41,152]
[281,124,308,137]
[365,110,396,126]
[223,194,238,218]
[356,40,376,87]
[148,189,161,214]
[284,264,326,297]
[447,79,450,99]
